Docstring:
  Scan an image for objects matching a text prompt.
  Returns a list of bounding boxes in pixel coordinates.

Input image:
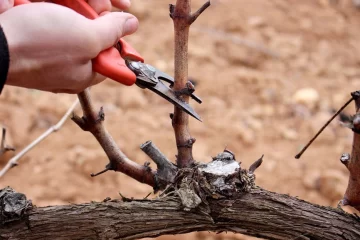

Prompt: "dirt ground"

[1,0,360,239]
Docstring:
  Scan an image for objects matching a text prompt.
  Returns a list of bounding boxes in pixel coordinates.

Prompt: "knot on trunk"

[160,151,259,211]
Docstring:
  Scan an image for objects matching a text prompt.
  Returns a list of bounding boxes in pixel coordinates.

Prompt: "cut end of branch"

[140,141,173,169]
[340,153,350,168]
[140,140,177,189]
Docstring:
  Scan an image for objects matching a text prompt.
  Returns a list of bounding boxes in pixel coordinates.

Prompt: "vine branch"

[341,91,360,211]
[1,187,359,240]
[170,0,210,168]
[188,1,211,24]
[73,89,156,187]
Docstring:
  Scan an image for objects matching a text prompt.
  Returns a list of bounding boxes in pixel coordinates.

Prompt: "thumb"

[0,0,14,14]
[92,12,138,51]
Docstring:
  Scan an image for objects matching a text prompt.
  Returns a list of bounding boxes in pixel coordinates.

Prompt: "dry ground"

[1,0,360,239]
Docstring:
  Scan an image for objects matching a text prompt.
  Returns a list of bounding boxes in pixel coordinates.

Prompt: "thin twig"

[0,99,79,177]
[188,1,211,24]
[295,96,354,159]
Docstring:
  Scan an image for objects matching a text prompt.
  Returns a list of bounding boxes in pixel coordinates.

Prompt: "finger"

[0,0,14,14]
[89,73,106,87]
[111,0,131,10]
[87,0,111,14]
[92,12,138,51]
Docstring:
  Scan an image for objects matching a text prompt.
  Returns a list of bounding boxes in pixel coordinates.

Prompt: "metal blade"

[127,61,202,121]
[148,81,202,122]
[154,70,203,104]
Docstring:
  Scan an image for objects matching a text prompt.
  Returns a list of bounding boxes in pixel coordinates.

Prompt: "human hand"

[0,1,138,93]
[0,0,131,14]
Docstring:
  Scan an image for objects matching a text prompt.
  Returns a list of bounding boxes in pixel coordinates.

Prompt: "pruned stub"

[168,151,259,211]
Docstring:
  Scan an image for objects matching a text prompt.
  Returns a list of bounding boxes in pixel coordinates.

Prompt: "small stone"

[234,124,256,145]
[280,127,298,140]
[249,105,275,118]
[293,88,320,111]
[247,16,265,27]
[246,117,263,131]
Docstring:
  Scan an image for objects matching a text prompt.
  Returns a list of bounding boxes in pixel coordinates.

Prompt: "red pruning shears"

[14,0,202,121]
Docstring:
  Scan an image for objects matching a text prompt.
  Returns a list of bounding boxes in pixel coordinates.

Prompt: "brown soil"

[1,0,360,239]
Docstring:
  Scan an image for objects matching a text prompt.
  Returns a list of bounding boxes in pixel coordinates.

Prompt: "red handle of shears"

[14,0,144,86]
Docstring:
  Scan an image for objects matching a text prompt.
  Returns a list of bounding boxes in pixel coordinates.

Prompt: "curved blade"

[127,61,202,121]
[154,71,203,104]
[149,81,202,122]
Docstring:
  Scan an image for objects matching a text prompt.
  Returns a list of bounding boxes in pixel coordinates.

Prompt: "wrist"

[0,14,41,89]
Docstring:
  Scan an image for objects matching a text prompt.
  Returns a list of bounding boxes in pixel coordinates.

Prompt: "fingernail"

[124,17,138,35]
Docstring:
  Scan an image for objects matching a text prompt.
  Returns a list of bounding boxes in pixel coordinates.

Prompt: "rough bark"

[1,188,359,240]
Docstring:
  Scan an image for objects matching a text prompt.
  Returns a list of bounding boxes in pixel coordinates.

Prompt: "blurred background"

[1,0,360,239]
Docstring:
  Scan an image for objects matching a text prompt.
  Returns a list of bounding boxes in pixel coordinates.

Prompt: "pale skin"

[0,0,138,93]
